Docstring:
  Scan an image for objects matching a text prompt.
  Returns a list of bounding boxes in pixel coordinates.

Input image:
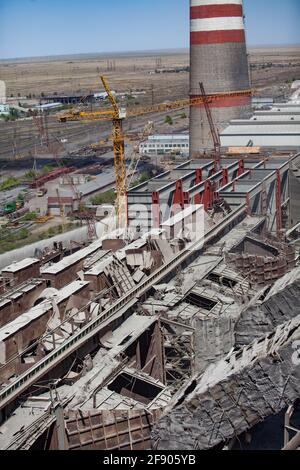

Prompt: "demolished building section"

[152,314,300,450]
[235,266,300,346]
[0,313,168,450]
[0,153,300,449]
[225,234,296,285]
[142,217,262,375]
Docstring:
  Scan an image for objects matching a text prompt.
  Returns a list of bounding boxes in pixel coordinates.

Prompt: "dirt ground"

[1,47,299,99]
[0,46,299,163]
[0,51,189,101]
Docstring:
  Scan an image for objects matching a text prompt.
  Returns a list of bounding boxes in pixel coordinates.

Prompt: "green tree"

[25,169,37,180]
[42,164,54,174]
[0,176,20,191]
[47,227,57,237]
[90,189,116,205]
[165,115,173,125]
[22,212,37,221]
[130,171,151,188]
[17,228,29,240]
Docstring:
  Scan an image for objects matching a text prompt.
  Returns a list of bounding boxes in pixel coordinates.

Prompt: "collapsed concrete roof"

[152,313,300,450]
[235,266,300,346]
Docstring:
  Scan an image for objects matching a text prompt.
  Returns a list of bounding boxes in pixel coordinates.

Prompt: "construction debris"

[235,266,300,346]
[152,314,300,450]
[0,151,299,451]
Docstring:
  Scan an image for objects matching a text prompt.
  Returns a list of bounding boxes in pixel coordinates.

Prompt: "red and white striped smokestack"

[190,0,251,155]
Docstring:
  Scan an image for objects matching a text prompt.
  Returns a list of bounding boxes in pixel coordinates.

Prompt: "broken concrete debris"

[152,314,300,450]
[1,151,300,450]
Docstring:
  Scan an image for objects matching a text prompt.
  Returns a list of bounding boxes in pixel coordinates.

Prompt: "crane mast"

[199,82,221,169]
[100,76,127,227]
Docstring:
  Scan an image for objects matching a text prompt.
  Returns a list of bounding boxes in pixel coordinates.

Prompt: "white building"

[291,80,300,90]
[139,135,189,156]
[220,102,300,150]
[252,97,274,110]
[94,91,116,100]
[0,104,10,116]
[34,102,63,112]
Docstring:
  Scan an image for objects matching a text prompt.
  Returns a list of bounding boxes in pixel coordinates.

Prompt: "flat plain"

[0,46,299,163]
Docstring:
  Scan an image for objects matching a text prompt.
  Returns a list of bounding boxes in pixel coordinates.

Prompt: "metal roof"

[141,139,189,145]
[84,256,114,276]
[0,281,89,342]
[2,258,39,274]
[78,170,116,197]
[272,102,300,107]
[161,204,203,227]
[250,115,300,122]
[221,135,300,148]
[40,239,103,275]
[148,134,189,141]
[222,124,300,135]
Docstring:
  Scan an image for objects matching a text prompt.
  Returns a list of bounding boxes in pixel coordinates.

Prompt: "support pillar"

[152,191,160,229]
[196,169,203,185]
[183,192,190,207]
[238,159,245,176]
[222,169,229,187]
[54,403,69,450]
[246,193,251,216]
[276,170,283,233]
[194,170,203,205]
[203,181,213,210]
[173,180,185,209]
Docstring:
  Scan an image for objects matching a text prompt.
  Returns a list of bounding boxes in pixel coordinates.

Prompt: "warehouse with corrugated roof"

[220,102,300,149]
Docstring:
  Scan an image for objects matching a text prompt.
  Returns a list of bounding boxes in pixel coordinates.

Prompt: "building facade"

[139,135,189,156]
[0,104,10,116]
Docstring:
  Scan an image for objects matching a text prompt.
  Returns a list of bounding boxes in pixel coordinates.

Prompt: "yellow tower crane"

[58,76,252,227]
[59,76,127,227]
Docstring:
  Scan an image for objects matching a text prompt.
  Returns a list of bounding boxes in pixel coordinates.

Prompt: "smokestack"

[190,0,251,156]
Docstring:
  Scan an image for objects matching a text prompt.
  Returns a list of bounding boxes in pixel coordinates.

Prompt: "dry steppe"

[0,46,299,162]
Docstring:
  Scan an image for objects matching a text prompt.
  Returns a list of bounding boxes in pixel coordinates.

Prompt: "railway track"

[0,84,189,161]
[0,204,246,411]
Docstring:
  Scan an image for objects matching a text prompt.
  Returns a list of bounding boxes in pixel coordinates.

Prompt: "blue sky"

[0,0,299,59]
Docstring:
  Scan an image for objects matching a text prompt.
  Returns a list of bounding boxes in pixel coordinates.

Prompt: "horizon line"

[1,43,300,62]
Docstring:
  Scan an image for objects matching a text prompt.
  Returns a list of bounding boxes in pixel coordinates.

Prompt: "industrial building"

[127,154,293,234]
[139,134,189,156]
[0,143,299,449]
[252,97,274,110]
[0,104,10,116]
[33,167,119,216]
[220,101,300,149]
[34,103,63,112]
[43,94,94,105]
[1,0,300,454]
